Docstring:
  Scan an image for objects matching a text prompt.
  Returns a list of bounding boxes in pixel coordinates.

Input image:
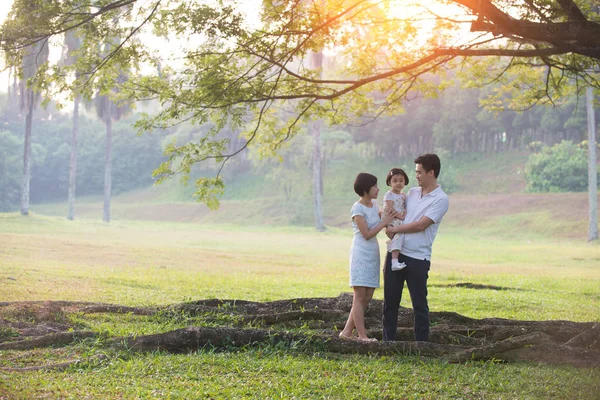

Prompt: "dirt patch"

[1,296,598,369]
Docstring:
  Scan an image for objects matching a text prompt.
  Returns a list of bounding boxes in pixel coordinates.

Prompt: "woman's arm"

[354,213,393,241]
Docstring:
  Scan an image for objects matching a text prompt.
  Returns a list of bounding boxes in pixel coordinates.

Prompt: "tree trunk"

[103,112,113,223]
[20,90,34,216]
[310,50,326,231]
[586,87,598,241]
[13,74,18,102]
[67,95,80,221]
[7,70,11,101]
[312,118,325,231]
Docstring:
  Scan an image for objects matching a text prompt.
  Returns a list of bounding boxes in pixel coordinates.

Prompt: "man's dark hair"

[414,153,441,178]
[386,168,409,186]
[354,172,378,196]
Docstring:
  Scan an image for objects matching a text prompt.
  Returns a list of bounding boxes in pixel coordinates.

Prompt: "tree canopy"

[2,0,599,206]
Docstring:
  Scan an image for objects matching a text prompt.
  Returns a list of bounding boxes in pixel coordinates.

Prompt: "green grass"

[449,151,529,193]
[1,213,598,319]
[0,213,599,398]
[2,350,598,399]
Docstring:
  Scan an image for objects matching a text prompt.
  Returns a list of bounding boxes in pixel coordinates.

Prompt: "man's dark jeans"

[382,252,431,341]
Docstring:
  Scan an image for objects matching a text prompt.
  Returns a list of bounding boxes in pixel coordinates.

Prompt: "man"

[382,153,449,342]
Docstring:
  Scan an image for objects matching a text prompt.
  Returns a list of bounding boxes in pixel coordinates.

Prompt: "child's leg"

[396,233,404,250]
[390,234,406,271]
[388,220,401,263]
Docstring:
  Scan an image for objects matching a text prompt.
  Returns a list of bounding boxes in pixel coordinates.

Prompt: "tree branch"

[555,0,587,21]
[1,0,139,50]
[436,47,568,57]
[453,0,600,57]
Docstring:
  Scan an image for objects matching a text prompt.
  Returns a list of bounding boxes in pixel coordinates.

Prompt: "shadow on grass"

[430,282,531,291]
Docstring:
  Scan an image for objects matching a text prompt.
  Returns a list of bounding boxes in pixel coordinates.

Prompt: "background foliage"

[525,140,599,192]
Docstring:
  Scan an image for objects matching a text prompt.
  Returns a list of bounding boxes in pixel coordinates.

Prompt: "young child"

[382,168,409,271]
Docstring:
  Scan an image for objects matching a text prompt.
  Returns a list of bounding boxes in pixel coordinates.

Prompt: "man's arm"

[387,216,434,235]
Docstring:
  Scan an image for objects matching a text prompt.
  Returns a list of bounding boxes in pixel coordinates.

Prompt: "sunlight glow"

[385,0,472,49]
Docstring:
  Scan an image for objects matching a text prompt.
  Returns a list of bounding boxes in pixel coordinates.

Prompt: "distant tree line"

[349,83,596,163]
[0,94,165,212]
[0,77,597,212]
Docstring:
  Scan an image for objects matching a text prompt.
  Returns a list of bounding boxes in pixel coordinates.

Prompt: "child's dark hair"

[414,153,441,178]
[386,168,409,186]
[354,173,378,196]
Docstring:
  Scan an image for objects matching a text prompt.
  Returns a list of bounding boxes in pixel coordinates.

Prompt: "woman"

[339,172,393,342]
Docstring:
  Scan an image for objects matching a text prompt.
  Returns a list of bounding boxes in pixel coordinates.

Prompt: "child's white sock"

[391,258,406,271]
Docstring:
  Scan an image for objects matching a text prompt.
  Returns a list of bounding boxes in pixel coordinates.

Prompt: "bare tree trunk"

[13,74,18,102]
[20,90,34,216]
[67,95,80,220]
[586,87,598,241]
[312,118,325,231]
[310,50,325,231]
[7,69,11,101]
[103,112,113,223]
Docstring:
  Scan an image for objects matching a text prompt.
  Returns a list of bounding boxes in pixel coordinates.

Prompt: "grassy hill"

[31,151,598,240]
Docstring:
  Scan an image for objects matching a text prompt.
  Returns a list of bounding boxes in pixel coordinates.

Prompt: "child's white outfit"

[383,190,407,271]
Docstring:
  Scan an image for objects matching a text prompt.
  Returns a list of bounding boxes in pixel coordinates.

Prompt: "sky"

[0,0,11,21]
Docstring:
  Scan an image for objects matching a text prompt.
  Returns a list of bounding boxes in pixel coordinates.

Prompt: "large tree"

[1,0,599,209]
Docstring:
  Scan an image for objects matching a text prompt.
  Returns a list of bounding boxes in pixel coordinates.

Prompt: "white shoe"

[391,261,406,271]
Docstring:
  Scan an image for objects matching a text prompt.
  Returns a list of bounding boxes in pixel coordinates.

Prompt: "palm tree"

[19,39,49,215]
[94,72,129,223]
[585,87,598,241]
[309,49,325,231]
[87,11,131,223]
[63,30,83,220]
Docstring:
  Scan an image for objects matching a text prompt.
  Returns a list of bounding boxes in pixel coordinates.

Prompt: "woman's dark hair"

[354,172,378,196]
[386,168,409,186]
[414,153,441,178]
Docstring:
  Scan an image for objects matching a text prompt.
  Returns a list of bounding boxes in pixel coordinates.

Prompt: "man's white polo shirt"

[401,185,449,261]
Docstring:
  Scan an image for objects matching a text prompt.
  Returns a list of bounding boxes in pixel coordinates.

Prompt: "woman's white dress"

[349,201,381,288]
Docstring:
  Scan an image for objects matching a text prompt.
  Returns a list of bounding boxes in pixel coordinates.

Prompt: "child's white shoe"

[391,260,406,271]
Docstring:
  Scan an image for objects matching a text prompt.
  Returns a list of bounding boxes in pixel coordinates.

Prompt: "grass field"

[1,211,599,399]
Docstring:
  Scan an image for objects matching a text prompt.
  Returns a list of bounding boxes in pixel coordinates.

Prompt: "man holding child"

[382,153,450,342]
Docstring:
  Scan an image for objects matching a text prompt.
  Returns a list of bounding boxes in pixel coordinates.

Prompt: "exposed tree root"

[564,323,600,349]
[1,295,598,368]
[0,331,97,351]
[80,305,155,316]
